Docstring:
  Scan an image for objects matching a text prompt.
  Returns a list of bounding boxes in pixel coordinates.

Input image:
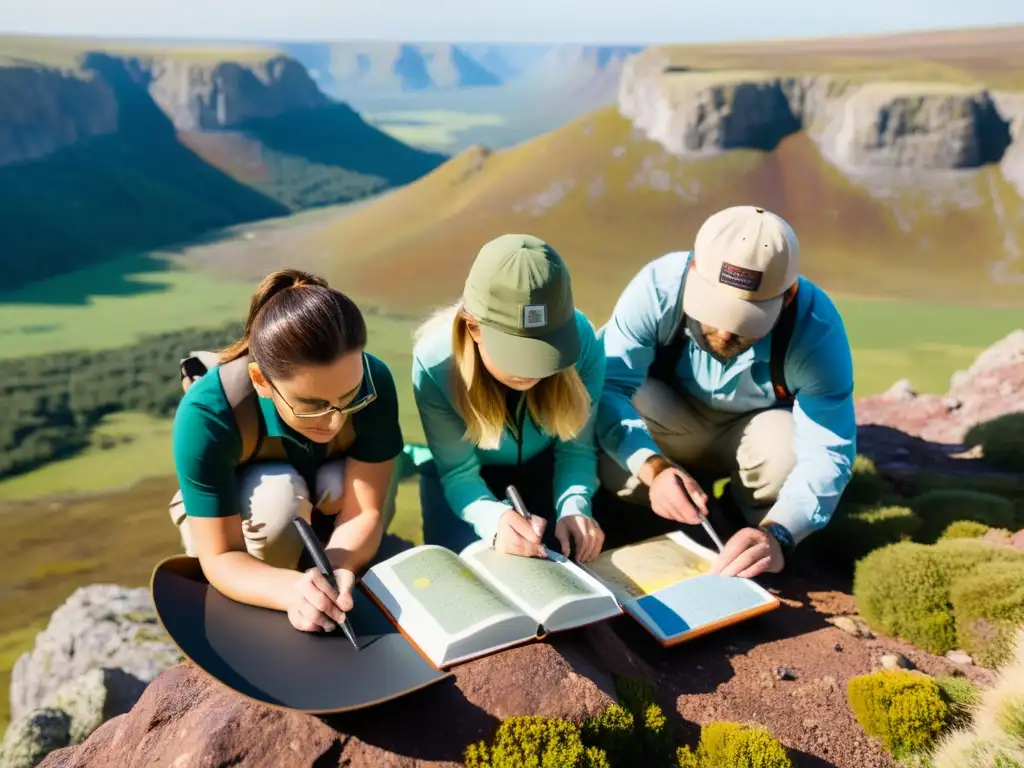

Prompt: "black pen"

[291,516,358,649]
[506,485,550,559]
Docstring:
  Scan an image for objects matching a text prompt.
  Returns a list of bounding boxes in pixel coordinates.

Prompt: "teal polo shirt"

[172,352,404,519]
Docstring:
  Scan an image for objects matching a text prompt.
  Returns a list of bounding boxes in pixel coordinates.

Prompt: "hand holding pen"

[290,517,359,649]
[492,485,548,558]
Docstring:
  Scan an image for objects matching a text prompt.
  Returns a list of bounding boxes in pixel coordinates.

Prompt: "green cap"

[463,234,579,379]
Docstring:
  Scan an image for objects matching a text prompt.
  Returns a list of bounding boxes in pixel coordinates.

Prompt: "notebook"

[359,539,624,668]
[581,530,780,645]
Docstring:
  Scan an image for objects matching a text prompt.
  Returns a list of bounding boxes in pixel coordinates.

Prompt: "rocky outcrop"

[993,90,1024,196]
[140,55,330,131]
[855,329,1024,478]
[37,638,619,768]
[619,47,1019,175]
[0,51,331,165]
[9,585,182,723]
[0,66,118,165]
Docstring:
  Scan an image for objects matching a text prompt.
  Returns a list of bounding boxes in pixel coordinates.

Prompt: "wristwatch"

[760,521,795,554]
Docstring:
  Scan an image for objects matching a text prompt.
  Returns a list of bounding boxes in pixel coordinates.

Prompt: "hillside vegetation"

[656,24,1024,91]
[0,38,446,290]
[316,105,1024,319]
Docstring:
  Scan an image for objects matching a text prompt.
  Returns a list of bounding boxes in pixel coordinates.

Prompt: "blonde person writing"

[411,234,606,562]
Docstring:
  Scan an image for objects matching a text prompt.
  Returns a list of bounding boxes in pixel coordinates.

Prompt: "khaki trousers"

[168,459,346,569]
[599,378,796,526]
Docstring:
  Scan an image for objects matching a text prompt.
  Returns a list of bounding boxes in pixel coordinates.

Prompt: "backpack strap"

[180,350,222,394]
[216,355,262,464]
[647,255,693,387]
[769,282,800,402]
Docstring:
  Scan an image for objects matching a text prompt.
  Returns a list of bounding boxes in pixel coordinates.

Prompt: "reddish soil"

[609,571,997,768]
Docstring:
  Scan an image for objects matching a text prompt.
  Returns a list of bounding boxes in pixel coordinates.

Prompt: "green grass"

[0,254,255,359]
[364,110,506,151]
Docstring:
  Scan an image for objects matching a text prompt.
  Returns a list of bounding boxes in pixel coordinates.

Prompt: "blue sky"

[1,0,1022,44]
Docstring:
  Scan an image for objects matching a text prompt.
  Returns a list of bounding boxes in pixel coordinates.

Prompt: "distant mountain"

[281,42,503,94]
[0,37,447,290]
[282,42,644,98]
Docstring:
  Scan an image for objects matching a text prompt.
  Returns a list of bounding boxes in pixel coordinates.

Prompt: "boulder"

[9,585,182,724]
[0,709,71,768]
[38,637,619,768]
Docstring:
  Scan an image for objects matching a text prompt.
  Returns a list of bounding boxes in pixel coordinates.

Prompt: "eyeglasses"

[269,353,377,419]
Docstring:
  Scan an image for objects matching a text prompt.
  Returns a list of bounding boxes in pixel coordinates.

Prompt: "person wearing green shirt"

[169,268,404,634]
[411,234,606,563]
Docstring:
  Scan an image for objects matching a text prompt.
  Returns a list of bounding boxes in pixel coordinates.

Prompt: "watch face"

[764,523,794,551]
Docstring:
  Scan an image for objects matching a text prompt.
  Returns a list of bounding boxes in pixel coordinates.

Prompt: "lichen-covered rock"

[9,585,182,723]
[0,708,71,768]
[43,667,147,746]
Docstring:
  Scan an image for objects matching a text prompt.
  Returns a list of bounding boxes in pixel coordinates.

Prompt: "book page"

[388,546,523,639]
[584,532,713,600]
[459,541,621,629]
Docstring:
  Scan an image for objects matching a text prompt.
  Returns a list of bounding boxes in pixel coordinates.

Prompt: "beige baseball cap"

[682,205,800,338]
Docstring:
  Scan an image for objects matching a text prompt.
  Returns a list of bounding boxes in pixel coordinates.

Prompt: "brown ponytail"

[220,268,367,380]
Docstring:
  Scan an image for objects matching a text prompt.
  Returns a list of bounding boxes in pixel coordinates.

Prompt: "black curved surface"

[151,556,451,713]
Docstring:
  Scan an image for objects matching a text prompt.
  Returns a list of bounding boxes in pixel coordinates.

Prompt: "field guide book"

[359,539,623,668]
[581,530,780,646]
[359,529,780,669]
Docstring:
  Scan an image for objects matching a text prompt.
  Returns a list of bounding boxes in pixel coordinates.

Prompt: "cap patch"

[522,304,547,329]
[719,262,763,292]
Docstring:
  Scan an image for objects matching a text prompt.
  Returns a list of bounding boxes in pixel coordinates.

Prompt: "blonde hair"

[415,303,591,450]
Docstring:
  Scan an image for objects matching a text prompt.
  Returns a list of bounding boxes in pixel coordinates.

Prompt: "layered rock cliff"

[0,66,118,165]
[0,51,331,165]
[618,47,1020,180]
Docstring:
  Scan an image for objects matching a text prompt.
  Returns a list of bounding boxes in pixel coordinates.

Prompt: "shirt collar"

[258,394,307,444]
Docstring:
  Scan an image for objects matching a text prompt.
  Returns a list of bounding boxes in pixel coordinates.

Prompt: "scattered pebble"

[775,667,798,681]
[945,650,974,666]
[819,676,840,694]
[803,719,819,731]
[880,652,914,671]
[827,615,874,639]
[834,643,843,653]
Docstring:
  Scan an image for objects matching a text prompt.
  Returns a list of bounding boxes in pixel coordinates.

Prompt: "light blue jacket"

[596,251,857,544]
[412,309,605,542]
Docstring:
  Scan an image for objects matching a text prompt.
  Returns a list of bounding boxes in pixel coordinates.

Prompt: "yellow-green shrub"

[964,413,1024,474]
[910,490,1016,544]
[463,715,609,768]
[676,745,700,768]
[932,630,1024,768]
[847,670,950,759]
[854,539,1023,655]
[692,722,792,768]
[939,521,991,541]
[603,677,673,763]
[842,455,897,506]
[950,561,1024,667]
[934,676,982,729]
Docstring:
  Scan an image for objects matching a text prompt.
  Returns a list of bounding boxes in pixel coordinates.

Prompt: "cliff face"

[0,66,118,165]
[619,47,1020,179]
[0,52,331,165]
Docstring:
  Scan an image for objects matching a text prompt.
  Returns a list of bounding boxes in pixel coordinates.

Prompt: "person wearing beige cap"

[594,206,857,579]
[411,234,607,564]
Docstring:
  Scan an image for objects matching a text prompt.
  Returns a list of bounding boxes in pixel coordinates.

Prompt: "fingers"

[300,569,347,626]
[713,531,772,578]
[333,568,356,612]
[496,527,547,558]
[558,518,605,563]
[554,524,572,558]
[501,512,546,557]
[677,470,709,516]
[653,470,702,524]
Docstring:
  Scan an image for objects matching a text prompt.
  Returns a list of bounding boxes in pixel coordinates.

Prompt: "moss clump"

[939,520,991,541]
[847,670,950,758]
[842,455,897,506]
[964,413,1024,474]
[854,539,1023,655]
[949,561,1024,668]
[602,677,674,764]
[910,490,1016,544]
[819,503,922,563]
[693,722,793,767]
[932,630,1024,767]
[464,715,609,768]
[676,745,700,768]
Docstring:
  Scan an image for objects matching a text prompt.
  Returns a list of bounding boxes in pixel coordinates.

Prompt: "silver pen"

[674,475,725,553]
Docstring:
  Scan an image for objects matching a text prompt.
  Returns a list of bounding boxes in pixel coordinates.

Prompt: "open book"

[359,540,624,668]
[581,530,780,646]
